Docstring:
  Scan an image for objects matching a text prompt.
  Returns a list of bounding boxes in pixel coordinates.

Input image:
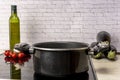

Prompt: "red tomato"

[9,51,13,57]
[23,57,29,62]
[4,57,11,62]
[4,50,10,57]
[11,52,17,59]
[10,58,17,64]
[18,59,24,65]
[18,52,25,59]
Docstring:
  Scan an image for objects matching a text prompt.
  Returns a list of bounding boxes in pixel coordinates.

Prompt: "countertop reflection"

[0,53,97,80]
[34,72,89,80]
[0,54,34,80]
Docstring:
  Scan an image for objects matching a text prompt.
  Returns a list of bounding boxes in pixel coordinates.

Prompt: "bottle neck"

[11,9,17,16]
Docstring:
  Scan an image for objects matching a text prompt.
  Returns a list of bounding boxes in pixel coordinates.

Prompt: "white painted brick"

[83,33,96,39]
[70,33,82,37]
[81,13,95,17]
[20,1,34,5]
[20,4,37,9]
[50,24,70,29]
[54,21,73,25]
[82,28,96,34]
[82,20,97,25]
[70,28,81,33]
[0,0,120,52]
[43,13,55,17]
[71,25,83,28]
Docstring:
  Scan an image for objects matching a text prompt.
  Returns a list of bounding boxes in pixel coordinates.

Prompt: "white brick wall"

[0,0,120,51]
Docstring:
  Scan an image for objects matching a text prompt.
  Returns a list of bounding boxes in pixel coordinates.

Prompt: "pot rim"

[32,41,89,51]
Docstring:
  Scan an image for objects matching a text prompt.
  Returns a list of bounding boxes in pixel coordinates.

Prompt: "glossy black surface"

[34,72,89,80]
[33,50,88,76]
[0,54,97,80]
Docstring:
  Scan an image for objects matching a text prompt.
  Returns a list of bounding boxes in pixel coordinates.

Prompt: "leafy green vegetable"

[93,52,102,59]
[107,51,116,60]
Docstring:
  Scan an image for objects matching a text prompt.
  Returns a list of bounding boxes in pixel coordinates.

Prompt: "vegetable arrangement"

[4,49,31,65]
[89,31,117,60]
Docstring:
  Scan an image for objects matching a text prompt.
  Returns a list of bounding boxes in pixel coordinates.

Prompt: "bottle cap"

[11,5,17,10]
[11,5,17,13]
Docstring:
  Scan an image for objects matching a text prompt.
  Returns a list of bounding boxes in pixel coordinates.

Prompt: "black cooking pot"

[14,41,89,77]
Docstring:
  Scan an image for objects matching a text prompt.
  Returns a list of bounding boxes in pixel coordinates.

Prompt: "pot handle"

[14,43,34,54]
[87,47,95,55]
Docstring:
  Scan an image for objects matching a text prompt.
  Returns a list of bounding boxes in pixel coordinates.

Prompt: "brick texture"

[0,0,120,52]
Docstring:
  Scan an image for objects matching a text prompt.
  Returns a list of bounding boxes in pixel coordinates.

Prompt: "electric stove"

[34,56,98,80]
[0,54,97,80]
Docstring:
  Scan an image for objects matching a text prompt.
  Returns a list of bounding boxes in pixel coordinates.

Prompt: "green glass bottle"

[9,5,21,79]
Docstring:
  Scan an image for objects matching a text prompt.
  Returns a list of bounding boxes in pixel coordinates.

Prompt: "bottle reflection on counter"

[10,64,21,79]
[9,5,21,79]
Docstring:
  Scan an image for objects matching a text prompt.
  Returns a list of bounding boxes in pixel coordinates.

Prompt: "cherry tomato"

[23,57,29,62]
[4,57,11,62]
[18,52,25,59]
[10,58,18,64]
[4,50,10,57]
[4,50,31,65]
[9,51,13,57]
[11,52,17,59]
[18,59,24,65]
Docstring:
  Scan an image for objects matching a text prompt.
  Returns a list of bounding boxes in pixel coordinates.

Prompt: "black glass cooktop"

[0,54,97,80]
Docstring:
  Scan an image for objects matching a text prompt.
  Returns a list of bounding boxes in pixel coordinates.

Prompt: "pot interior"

[33,41,88,51]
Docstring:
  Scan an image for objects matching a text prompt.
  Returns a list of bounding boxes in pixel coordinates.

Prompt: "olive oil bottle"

[9,5,21,79]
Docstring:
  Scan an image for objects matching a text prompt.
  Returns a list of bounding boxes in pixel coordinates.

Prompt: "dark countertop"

[0,54,34,80]
[0,54,97,80]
